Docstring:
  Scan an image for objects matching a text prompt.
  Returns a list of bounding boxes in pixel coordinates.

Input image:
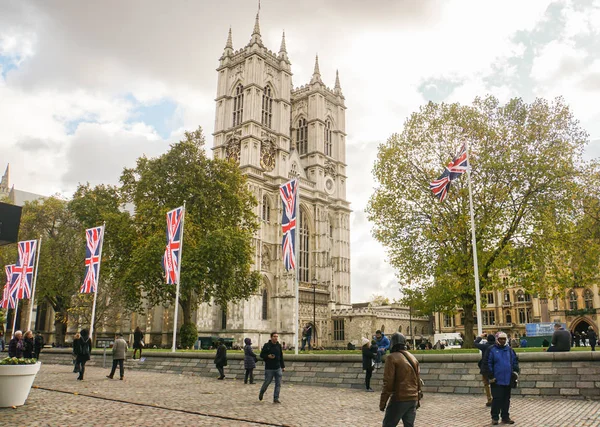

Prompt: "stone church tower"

[196,13,351,348]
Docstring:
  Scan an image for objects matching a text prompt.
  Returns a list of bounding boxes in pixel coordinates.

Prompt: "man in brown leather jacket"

[379,332,421,427]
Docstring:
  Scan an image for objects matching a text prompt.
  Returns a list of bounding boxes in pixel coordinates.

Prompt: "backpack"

[80,339,90,356]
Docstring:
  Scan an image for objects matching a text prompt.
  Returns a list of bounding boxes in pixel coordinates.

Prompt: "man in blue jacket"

[487,332,519,425]
[375,330,390,369]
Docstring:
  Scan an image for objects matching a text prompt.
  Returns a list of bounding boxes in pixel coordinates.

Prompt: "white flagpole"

[465,140,483,336]
[27,238,42,331]
[172,203,186,353]
[294,181,300,355]
[90,223,106,339]
[12,301,19,335]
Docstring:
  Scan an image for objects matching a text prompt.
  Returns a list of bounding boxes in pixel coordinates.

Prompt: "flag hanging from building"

[163,206,184,285]
[280,179,298,271]
[10,240,37,299]
[0,265,15,309]
[430,143,468,202]
[81,226,104,294]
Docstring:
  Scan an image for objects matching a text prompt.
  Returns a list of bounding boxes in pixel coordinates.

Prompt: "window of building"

[584,289,594,309]
[517,290,525,302]
[398,325,402,333]
[459,312,465,326]
[482,311,495,325]
[553,297,559,310]
[518,308,527,324]
[525,293,531,302]
[569,290,578,310]
[262,289,268,320]
[502,277,509,287]
[324,120,332,156]
[486,293,494,304]
[504,290,511,302]
[505,310,512,324]
[261,85,273,128]
[299,208,309,282]
[333,319,344,341]
[296,118,308,155]
[232,84,244,126]
[262,195,270,223]
[221,308,227,330]
[443,314,454,328]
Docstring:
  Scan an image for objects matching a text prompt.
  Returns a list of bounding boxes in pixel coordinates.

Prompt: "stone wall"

[38,349,600,400]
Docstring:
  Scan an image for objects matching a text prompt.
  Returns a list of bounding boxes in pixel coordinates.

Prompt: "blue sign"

[525,322,566,337]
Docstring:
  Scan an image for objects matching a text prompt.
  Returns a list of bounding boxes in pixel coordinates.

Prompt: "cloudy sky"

[1,0,600,303]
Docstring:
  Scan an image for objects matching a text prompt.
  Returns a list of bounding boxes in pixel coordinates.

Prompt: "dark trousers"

[365,368,373,389]
[77,360,87,379]
[591,343,596,351]
[109,359,124,378]
[133,347,143,359]
[217,365,225,378]
[382,400,417,427]
[490,384,511,421]
[34,349,41,359]
[244,368,254,384]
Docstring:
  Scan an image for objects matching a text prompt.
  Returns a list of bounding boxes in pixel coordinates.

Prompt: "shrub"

[179,323,198,349]
[0,357,38,365]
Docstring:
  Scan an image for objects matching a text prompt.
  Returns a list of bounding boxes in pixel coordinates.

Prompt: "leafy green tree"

[367,96,594,346]
[120,127,261,343]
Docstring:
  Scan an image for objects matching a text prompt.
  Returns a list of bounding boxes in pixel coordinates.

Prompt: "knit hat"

[487,334,496,343]
[361,337,370,346]
[244,338,251,345]
[390,332,406,347]
[497,332,507,339]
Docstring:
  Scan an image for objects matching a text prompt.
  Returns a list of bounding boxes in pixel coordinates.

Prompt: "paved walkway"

[1,364,599,426]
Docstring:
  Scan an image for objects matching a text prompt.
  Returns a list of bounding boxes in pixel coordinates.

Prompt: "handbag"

[399,351,424,409]
[140,340,145,347]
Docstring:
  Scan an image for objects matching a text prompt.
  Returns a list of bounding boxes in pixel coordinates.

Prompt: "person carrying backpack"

[74,329,92,381]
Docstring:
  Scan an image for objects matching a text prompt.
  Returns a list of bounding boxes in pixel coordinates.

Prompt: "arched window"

[504,290,511,303]
[261,86,273,128]
[296,118,308,155]
[398,325,402,333]
[525,292,531,302]
[261,195,270,223]
[584,289,594,309]
[569,290,578,310]
[221,307,227,330]
[505,310,512,324]
[518,308,527,324]
[553,297,559,310]
[324,120,332,156]
[233,84,244,126]
[516,290,525,302]
[262,288,268,320]
[298,208,310,282]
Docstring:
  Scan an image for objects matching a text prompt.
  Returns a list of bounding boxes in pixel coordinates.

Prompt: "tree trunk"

[462,304,475,349]
[180,298,192,326]
[53,315,68,347]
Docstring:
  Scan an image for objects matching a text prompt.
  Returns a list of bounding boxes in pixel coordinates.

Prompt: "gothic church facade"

[195,14,352,348]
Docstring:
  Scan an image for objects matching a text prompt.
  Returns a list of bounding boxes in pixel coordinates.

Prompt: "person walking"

[34,331,45,359]
[74,329,92,381]
[361,337,375,392]
[23,330,34,358]
[72,332,81,373]
[8,330,23,358]
[588,327,597,352]
[474,333,496,407]
[214,338,227,380]
[259,332,285,404]
[487,332,520,425]
[375,330,390,369]
[243,337,257,384]
[301,324,312,351]
[132,326,144,360]
[547,323,571,352]
[106,333,128,380]
[379,333,421,427]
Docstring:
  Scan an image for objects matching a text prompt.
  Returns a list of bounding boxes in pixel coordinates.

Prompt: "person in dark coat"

[547,323,571,352]
[132,326,144,360]
[588,327,597,352]
[23,330,34,358]
[259,331,285,403]
[475,333,496,407]
[214,339,227,380]
[8,330,23,358]
[243,337,257,384]
[73,329,92,380]
[361,337,375,392]
[487,332,519,425]
[34,331,45,359]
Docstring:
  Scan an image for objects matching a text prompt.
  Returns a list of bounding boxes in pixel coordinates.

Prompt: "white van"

[433,333,463,349]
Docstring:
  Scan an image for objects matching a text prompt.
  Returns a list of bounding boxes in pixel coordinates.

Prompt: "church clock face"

[260,140,276,172]
[325,177,335,194]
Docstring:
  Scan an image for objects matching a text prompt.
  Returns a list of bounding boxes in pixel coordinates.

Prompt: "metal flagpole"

[90,223,106,338]
[465,139,483,336]
[294,181,300,355]
[27,237,42,331]
[172,202,186,353]
[12,302,19,335]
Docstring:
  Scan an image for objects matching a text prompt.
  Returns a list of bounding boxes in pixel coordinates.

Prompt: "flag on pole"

[430,143,468,202]
[81,226,104,294]
[163,206,184,285]
[0,265,15,309]
[10,240,37,299]
[280,179,298,271]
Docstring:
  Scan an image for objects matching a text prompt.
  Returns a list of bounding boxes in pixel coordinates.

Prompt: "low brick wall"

[38,349,600,400]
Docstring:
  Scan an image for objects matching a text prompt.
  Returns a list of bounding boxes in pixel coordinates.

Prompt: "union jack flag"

[81,226,104,294]
[0,265,15,309]
[10,240,37,300]
[163,206,184,285]
[280,179,298,271]
[430,143,468,202]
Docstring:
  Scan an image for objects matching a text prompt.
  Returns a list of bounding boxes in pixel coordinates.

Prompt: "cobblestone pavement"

[1,364,599,426]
